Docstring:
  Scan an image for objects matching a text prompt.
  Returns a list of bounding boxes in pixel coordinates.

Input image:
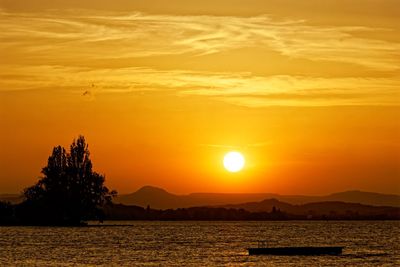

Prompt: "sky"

[0,0,399,195]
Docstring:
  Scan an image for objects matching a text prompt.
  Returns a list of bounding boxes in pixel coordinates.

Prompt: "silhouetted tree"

[19,136,116,225]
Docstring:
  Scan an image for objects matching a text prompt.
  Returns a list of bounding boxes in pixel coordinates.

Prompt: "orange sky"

[0,0,399,195]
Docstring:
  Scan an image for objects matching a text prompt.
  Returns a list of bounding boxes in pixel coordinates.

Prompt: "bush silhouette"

[18,136,116,225]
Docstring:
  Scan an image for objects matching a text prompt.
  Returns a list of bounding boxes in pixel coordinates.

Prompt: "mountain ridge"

[219,198,400,215]
[114,185,400,209]
[3,186,399,208]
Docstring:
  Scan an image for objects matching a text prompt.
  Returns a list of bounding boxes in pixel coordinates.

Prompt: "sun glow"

[223,151,245,172]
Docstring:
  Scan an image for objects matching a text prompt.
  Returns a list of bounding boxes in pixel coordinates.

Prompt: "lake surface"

[1,221,399,266]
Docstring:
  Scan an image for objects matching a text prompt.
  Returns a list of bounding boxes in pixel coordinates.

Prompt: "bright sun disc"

[223,151,245,172]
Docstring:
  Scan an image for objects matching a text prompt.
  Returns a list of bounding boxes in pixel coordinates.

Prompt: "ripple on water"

[0,221,399,266]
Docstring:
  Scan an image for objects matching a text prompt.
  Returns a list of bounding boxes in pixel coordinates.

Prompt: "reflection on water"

[0,221,399,266]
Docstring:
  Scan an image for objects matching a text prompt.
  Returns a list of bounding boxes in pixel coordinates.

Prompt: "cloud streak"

[0,9,399,107]
[0,65,398,107]
[1,10,400,70]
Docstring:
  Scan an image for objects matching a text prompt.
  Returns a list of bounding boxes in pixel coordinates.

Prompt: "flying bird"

[82,90,91,96]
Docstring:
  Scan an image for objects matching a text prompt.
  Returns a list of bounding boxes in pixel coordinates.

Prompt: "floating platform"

[248,246,343,256]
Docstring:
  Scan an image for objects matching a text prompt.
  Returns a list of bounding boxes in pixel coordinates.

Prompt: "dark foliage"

[0,201,16,225]
[102,204,400,221]
[16,136,116,225]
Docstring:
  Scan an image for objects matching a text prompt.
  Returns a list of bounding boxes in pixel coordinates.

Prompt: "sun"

[223,151,245,172]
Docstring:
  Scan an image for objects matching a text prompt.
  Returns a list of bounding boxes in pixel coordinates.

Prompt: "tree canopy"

[18,136,116,225]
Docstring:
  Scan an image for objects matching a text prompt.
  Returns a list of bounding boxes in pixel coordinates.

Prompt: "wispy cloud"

[199,142,272,149]
[0,65,398,106]
[0,9,399,107]
[178,75,400,106]
[1,10,399,70]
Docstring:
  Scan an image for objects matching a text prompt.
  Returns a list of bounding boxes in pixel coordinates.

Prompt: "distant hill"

[114,186,278,209]
[3,186,399,209]
[220,198,400,217]
[114,186,400,209]
[320,191,400,207]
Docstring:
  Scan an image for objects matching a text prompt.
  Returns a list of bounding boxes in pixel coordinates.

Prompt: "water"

[0,221,399,266]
